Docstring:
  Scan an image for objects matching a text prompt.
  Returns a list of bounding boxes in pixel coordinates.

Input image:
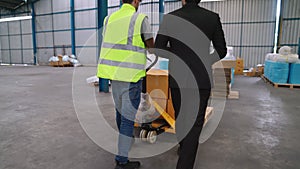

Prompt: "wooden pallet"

[261,75,300,89]
[211,90,239,99]
[228,90,239,99]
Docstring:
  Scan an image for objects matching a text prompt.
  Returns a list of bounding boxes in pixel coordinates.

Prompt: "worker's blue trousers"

[111,80,142,164]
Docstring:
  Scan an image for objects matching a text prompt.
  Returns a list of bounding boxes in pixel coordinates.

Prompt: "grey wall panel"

[243,0,276,22]
[10,50,22,63]
[22,35,33,49]
[8,21,21,35]
[75,0,96,10]
[212,0,242,23]
[52,0,70,13]
[35,0,52,14]
[9,36,22,49]
[1,50,10,63]
[75,11,96,28]
[241,47,272,68]
[140,3,159,25]
[76,47,97,65]
[37,49,53,64]
[108,0,120,7]
[281,0,300,51]
[222,24,241,46]
[21,20,32,34]
[164,1,181,13]
[75,30,97,46]
[282,0,300,18]
[202,0,276,68]
[54,32,71,46]
[281,21,299,45]
[55,47,72,55]
[0,36,9,49]
[53,13,70,30]
[23,50,34,64]
[36,15,53,31]
[108,8,119,15]
[233,47,241,57]
[242,23,275,45]
[0,22,8,35]
[199,2,213,10]
[37,32,54,48]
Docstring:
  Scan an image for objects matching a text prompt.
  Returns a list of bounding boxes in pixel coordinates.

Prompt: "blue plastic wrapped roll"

[159,59,169,70]
[289,63,300,84]
[231,68,235,86]
[265,60,289,83]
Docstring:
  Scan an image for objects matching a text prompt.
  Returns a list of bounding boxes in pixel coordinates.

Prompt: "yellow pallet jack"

[137,99,214,144]
[137,56,214,144]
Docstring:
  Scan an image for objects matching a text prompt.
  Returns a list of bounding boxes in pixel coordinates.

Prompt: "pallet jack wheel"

[139,129,148,142]
[147,131,157,144]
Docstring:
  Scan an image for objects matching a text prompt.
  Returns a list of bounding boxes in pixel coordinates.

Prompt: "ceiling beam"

[0,0,21,5]
[0,2,16,9]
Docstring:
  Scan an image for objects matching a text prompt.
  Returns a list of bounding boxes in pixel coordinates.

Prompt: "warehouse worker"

[155,0,227,169]
[97,0,154,169]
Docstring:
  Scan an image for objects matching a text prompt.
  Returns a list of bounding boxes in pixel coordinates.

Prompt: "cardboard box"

[236,57,244,67]
[146,69,169,99]
[212,60,236,69]
[152,97,167,113]
[257,66,264,73]
[245,68,258,77]
[57,55,64,66]
[234,58,244,75]
[49,61,59,67]
[234,68,244,75]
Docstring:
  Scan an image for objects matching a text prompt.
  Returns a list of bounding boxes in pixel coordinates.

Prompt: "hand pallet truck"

[136,55,214,144]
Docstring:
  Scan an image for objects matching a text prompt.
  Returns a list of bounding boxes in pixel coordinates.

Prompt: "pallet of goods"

[262,46,300,89]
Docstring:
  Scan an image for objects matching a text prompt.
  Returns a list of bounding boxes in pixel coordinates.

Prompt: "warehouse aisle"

[0,66,299,169]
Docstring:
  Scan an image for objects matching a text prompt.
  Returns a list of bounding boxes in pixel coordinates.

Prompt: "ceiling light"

[0,16,32,23]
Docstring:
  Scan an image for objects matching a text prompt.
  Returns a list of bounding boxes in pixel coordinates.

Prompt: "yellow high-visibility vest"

[97,4,147,82]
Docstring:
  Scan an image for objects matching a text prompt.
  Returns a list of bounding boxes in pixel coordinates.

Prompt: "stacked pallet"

[212,68,232,97]
[49,55,73,67]
[212,60,236,98]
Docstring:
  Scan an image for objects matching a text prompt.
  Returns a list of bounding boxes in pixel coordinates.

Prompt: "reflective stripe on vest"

[99,59,145,70]
[102,13,145,54]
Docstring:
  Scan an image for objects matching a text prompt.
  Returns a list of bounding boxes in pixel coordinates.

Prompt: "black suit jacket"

[155,2,227,89]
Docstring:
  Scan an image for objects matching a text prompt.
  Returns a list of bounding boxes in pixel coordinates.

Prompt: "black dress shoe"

[115,160,141,169]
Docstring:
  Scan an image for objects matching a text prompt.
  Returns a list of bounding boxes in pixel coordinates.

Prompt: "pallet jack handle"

[142,54,159,93]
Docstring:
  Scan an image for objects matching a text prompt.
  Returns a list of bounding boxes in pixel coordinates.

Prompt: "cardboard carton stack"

[212,68,232,97]
[234,57,244,75]
[212,60,236,97]
[257,64,264,76]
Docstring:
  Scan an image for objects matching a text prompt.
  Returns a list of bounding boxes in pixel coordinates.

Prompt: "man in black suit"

[154,0,227,169]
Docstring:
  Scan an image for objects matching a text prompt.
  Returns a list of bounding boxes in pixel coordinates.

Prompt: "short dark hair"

[186,0,201,4]
[122,0,134,3]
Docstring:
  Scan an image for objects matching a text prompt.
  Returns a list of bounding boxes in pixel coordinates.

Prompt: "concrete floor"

[0,66,300,169]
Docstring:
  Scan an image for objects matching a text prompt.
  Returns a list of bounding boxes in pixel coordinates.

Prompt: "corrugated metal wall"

[33,0,98,65]
[0,6,33,64]
[1,0,298,66]
[199,0,277,68]
[280,0,300,54]
[123,0,278,68]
